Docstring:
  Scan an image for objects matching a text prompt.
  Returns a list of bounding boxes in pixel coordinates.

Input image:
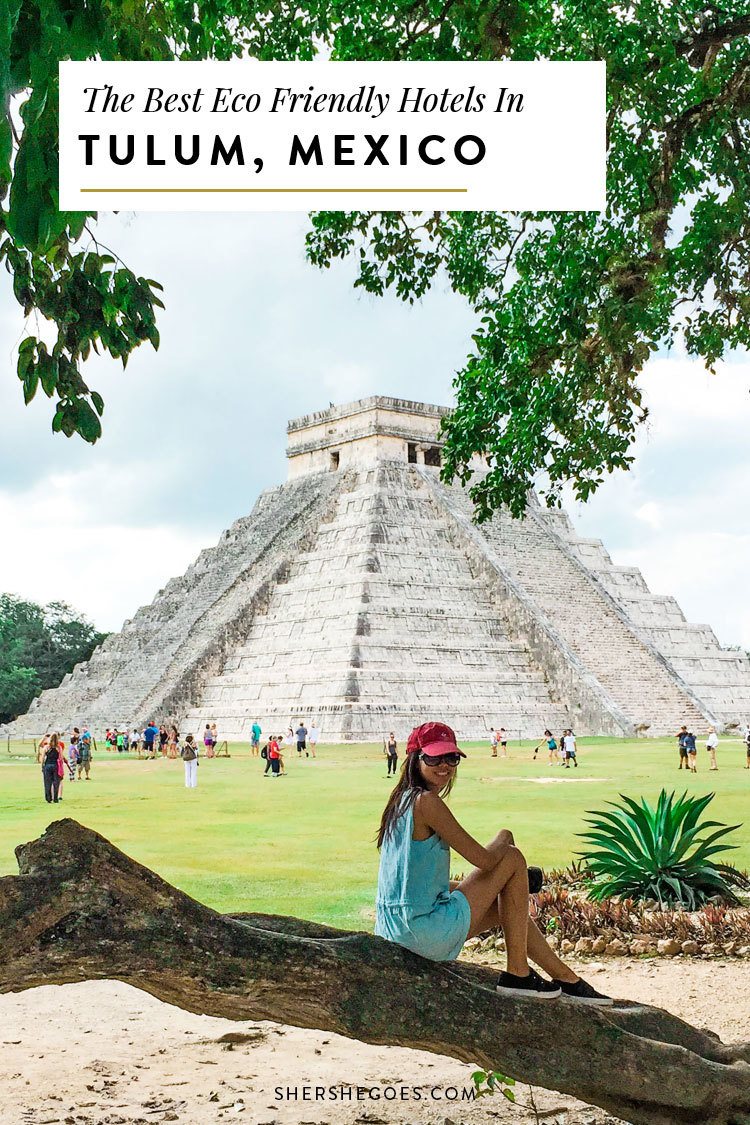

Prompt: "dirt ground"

[0,958,747,1125]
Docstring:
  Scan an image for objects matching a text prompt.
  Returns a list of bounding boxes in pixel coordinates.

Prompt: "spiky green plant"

[579,790,748,908]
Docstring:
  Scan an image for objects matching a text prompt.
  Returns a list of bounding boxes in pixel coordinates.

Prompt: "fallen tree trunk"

[1,820,748,1125]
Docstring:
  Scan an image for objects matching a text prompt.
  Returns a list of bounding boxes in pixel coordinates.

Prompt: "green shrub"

[578,789,748,908]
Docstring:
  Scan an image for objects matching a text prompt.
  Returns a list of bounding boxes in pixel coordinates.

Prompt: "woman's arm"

[416,792,512,871]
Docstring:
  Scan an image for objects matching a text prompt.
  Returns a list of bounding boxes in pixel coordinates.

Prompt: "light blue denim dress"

[375,797,471,961]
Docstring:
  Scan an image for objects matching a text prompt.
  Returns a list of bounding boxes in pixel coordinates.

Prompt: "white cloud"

[634,501,662,530]
[0,483,209,632]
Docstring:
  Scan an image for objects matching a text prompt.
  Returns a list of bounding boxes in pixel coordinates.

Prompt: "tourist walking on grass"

[384,732,399,776]
[143,721,159,759]
[204,724,216,758]
[533,729,556,762]
[251,721,262,756]
[676,725,689,769]
[67,730,80,781]
[268,736,282,778]
[685,730,698,772]
[77,729,93,779]
[181,734,199,787]
[745,727,750,768]
[167,725,179,759]
[490,728,498,757]
[563,730,578,768]
[296,721,308,757]
[496,728,508,758]
[308,723,319,758]
[706,728,719,771]
[41,734,63,804]
[375,722,611,1004]
[56,735,67,799]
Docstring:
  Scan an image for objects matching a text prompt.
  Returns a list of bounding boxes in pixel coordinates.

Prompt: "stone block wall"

[183,463,571,741]
[7,443,746,742]
[538,513,750,727]
[5,472,344,737]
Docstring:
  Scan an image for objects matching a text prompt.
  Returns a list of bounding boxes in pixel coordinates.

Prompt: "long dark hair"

[376,752,456,848]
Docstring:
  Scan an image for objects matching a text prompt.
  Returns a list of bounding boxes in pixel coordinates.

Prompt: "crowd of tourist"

[34,716,750,803]
[674,724,734,771]
[36,717,322,796]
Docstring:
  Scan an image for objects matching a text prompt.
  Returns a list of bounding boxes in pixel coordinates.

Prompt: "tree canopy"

[3,2,750,514]
[0,593,107,723]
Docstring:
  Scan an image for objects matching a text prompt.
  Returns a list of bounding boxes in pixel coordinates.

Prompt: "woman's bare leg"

[467,899,578,982]
[454,829,578,982]
[455,839,530,976]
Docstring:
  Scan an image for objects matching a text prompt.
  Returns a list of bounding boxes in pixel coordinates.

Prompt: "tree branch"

[2,820,749,1125]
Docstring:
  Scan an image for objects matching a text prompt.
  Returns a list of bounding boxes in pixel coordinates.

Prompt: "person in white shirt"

[706,728,719,771]
[308,724,319,759]
[563,730,578,768]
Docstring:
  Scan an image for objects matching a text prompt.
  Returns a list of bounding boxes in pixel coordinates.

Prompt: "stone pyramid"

[9,397,750,741]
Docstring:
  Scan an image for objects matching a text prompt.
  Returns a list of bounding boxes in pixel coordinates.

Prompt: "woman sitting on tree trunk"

[375,722,612,1004]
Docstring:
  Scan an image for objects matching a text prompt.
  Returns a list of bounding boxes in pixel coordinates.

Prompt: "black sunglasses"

[420,751,462,767]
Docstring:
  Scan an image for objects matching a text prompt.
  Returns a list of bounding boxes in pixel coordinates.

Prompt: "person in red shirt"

[268,737,281,778]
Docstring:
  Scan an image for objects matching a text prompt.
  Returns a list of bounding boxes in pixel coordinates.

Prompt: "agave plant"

[578,789,748,908]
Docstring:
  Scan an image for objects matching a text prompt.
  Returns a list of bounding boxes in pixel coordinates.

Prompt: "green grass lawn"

[1,737,748,930]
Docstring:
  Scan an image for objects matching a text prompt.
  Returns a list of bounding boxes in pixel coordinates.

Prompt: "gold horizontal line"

[80,187,468,194]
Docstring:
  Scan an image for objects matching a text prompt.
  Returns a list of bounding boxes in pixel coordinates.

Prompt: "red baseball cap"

[406,722,466,758]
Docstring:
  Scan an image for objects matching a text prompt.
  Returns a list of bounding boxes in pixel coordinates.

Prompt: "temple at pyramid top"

[287,395,458,477]
[6,396,750,741]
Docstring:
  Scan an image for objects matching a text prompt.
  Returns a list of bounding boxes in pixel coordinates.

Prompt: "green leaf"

[23,366,39,404]
[74,398,103,443]
[578,789,742,906]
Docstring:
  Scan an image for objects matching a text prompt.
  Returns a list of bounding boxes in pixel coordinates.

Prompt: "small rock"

[575,938,594,954]
[703,942,718,956]
[657,938,682,956]
[681,940,699,955]
[591,936,608,954]
[629,940,651,956]
[560,939,575,954]
[605,938,628,956]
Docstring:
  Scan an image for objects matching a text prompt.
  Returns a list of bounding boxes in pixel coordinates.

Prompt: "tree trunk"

[1,820,749,1125]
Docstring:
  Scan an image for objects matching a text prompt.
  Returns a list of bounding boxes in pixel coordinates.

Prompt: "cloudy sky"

[1,211,749,649]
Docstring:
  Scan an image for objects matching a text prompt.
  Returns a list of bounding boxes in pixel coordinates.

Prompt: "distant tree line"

[0,594,107,724]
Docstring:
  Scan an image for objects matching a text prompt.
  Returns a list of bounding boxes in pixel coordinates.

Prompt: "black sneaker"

[554,977,613,1005]
[527,866,544,894]
[496,969,561,999]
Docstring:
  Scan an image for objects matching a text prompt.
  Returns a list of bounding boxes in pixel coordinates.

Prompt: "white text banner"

[59,61,606,212]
